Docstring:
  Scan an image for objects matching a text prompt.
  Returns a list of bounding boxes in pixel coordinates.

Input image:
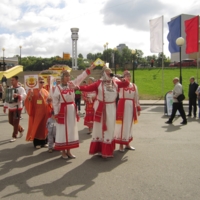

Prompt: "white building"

[0,57,18,70]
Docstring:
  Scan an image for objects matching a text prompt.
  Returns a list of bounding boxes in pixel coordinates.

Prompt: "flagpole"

[162,15,164,99]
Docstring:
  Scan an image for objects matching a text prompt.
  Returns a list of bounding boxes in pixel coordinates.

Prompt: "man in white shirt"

[165,77,187,125]
[3,76,27,142]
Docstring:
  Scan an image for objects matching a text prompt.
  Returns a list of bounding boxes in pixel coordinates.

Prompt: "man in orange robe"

[25,76,52,148]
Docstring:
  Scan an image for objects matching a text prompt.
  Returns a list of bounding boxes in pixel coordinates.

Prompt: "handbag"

[177,94,185,102]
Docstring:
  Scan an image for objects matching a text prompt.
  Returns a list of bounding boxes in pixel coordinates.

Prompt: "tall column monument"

[71,28,79,70]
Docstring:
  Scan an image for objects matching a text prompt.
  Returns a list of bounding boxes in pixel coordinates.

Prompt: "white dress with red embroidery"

[52,70,90,150]
[114,82,141,145]
[79,79,129,157]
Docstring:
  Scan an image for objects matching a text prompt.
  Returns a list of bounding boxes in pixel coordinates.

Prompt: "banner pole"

[162,15,164,99]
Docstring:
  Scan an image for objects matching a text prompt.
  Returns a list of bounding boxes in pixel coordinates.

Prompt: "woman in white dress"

[114,70,141,152]
[53,64,95,159]
[79,67,129,158]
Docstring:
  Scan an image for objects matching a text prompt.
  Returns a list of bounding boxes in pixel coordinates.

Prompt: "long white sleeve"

[72,70,90,86]
[52,87,60,115]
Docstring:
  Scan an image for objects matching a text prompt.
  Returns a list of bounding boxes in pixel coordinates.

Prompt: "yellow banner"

[63,53,70,60]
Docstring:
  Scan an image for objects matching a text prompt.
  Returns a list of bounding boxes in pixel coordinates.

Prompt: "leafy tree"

[157,52,167,67]
[87,53,94,60]
[78,53,83,59]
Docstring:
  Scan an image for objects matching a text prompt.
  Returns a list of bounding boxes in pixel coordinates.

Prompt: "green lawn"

[117,67,200,100]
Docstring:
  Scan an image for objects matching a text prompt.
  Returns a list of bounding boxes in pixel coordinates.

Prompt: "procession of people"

[1,62,142,160]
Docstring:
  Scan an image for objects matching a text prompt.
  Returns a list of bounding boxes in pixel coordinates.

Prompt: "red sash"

[94,99,115,131]
[116,98,137,124]
[57,86,79,124]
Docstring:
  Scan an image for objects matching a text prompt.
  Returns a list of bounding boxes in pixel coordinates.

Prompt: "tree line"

[20,48,170,71]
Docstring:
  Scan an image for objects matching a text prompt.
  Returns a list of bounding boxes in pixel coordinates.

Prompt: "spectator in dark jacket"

[188,77,199,117]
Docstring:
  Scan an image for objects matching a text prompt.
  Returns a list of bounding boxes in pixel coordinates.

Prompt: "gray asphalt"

[0,104,200,200]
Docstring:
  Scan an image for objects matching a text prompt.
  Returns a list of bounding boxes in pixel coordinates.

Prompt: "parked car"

[175,59,197,67]
[169,62,177,67]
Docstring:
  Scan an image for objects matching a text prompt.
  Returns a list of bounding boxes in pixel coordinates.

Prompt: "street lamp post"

[131,49,136,83]
[176,37,185,84]
[113,47,117,74]
[104,42,108,63]
[2,48,5,71]
[19,45,22,65]
[103,44,106,62]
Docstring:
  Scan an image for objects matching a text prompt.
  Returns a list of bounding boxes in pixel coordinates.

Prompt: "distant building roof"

[116,44,128,53]
[0,57,18,62]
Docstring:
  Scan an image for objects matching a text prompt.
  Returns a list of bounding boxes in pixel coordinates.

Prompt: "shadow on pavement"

[0,143,60,177]
[0,143,127,198]
[78,128,92,143]
[0,139,11,146]
[162,124,182,132]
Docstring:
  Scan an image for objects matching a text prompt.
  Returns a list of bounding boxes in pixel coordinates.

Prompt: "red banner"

[185,16,199,54]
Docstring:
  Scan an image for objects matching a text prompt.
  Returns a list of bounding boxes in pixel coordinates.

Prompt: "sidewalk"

[0,99,188,107]
[139,99,188,105]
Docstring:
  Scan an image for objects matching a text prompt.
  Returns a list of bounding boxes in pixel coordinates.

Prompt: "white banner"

[166,91,180,116]
[149,16,163,53]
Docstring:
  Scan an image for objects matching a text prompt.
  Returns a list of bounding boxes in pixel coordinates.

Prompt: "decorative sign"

[24,75,39,90]
[94,58,105,67]
[63,52,70,60]
[165,91,180,116]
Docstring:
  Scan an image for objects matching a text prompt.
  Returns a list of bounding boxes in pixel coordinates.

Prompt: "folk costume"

[52,69,91,152]
[4,84,27,140]
[25,78,52,147]
[83,77,96,132]
[83,91,96,129]
[114,71,141,147]
[79,68,129,158]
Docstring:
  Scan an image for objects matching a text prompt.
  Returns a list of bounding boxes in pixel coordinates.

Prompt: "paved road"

[0,105,200,200]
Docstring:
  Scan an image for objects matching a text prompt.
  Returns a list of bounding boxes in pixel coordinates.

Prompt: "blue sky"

[0,0,199,59]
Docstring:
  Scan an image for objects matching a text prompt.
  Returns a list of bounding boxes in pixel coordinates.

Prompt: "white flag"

[149,16,163,53]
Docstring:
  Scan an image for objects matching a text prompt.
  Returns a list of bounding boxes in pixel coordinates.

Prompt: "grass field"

[118,67,200,100]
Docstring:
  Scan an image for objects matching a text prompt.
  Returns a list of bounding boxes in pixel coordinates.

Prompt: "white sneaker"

[19,129,24,138]
[10,138,16,142]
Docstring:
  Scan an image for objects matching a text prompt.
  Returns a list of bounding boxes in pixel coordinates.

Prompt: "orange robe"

[44,84,50,92]
[25,88,52,142]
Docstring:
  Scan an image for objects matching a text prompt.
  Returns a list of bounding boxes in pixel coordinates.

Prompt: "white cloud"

[0,0,200,60]
[35,47,47,52]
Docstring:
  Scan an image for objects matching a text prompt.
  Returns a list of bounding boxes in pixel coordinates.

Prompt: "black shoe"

[187,114,191,117]
[165,120,172,124]
[180,121,187,125]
